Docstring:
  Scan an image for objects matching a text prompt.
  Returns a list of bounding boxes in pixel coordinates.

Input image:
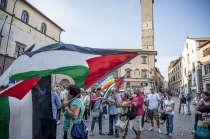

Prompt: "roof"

[187,37,210,40]
[198,40,210,48]
[22,0,65,31]
[107,48,157,55]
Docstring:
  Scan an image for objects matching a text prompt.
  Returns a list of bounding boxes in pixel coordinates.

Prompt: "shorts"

[130,116,142,131]
[147,109,159,120]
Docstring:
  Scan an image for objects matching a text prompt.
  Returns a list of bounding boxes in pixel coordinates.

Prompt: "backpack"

[121,104,138,120]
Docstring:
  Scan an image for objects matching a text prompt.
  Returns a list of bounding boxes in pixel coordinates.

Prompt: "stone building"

[0,0,75,86]
[197,40,210,92]
[182,38,210,95]
[0,0,64,73]
[168,57,182,94]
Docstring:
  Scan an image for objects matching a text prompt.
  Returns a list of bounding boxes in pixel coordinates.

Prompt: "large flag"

[103,75,125,98]
[98,74,115,91]
[0,43,138,99]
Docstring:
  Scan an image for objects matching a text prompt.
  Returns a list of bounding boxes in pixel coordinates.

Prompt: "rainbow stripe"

[98,74,115,91]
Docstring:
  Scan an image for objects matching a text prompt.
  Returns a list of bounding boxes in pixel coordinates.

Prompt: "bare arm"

[66,105,80,120]
[115,100,132,108]
[195,102,202,115]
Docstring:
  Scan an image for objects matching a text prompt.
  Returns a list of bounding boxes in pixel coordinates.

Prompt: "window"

[141,56,147,64]
[141,69,147,78]
[41,23,47,34]
[134,69,139,76]
[186,43,188,49]
[126,82,130,86]
[0,0,6,10]
[187,54,190,65]
[15,42,26,57]
[184,68,186,76]
[192,62,195,72]
[126,69,131,78]
[113,70,118,78]
[21,10,29,23]
[205,64,210,74]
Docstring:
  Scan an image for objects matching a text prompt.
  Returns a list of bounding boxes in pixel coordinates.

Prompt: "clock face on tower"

[143,21,152,30]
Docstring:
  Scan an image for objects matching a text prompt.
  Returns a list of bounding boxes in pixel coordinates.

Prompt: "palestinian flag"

[104,76,125,98]
[0,43,137,139]
[98,74,115,91]
[0,43,137,99]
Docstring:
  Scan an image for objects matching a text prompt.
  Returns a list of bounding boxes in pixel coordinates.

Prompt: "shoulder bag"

[91,100,102,118]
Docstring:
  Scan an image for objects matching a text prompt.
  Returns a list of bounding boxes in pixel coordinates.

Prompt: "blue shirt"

[107,93,121,115]
[51,92,61,119]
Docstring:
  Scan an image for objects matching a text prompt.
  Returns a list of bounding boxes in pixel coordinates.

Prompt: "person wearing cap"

[113,91,132,139]
[192,91,203,133]
[147,87,162,134]
[90,87,105,136]
[106,88,121,137]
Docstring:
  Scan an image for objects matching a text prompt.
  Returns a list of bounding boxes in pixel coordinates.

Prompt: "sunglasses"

[150,89,154,90]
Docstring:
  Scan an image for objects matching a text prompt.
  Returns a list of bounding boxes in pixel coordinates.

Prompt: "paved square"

[57,97,195,139]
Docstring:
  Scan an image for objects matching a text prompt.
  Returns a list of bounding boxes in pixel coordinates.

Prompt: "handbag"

[71,121,88,139]
[116,118,128,131]
[91,100,102,118]
[160,112,167,121]
[195,119,210,138]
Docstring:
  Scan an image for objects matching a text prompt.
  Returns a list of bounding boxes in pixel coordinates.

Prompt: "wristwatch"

[65,107,69,111]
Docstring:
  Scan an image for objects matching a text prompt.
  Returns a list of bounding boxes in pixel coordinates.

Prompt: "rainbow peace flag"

[98,74,115,91]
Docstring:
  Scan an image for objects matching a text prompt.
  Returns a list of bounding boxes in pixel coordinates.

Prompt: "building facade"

[197,40,210,92]
[0,0,64,74]
[182,38,210,95]
[168,57,182,94]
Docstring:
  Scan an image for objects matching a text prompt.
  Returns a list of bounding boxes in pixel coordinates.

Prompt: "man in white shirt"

[147,87,162,133]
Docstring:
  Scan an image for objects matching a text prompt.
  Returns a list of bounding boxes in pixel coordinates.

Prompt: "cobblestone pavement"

[56,97,195,139]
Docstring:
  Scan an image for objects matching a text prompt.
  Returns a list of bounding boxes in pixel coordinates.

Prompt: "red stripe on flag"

[85,53,136,88]
[0,78,41,100]
[115,76,125,89]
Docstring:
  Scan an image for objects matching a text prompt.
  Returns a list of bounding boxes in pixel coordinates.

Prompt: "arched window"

[0,0,7,10]
[134,69,140,76]
[141,69,147,78]
[21,10,29,23]
[41,23,47,34]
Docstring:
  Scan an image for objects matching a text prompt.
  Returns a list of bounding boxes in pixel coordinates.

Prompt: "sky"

[27,0,210,80]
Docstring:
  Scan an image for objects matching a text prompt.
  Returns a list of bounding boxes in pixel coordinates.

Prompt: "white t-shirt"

[164,99,174,115]
[61,89,68,100]
[147,93,160,110]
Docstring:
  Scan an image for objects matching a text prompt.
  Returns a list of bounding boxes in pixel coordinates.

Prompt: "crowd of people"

[52,85,174,139]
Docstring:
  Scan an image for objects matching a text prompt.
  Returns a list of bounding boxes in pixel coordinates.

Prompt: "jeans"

[187,101,191,114]
[109,114,119,135]
[181,104,187,114]
[91,112,103,132]
[166,114,174,133]
[83,109,88,120]
[63,131,67,139]
[141,111,145,128]
[194,114,199,130]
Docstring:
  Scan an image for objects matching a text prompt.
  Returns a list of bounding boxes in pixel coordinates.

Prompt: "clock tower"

[141,0,154,50]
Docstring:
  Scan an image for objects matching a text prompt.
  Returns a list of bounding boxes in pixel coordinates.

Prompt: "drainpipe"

[3,0,18,72]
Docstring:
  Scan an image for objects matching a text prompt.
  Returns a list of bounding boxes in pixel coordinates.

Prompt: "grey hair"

[123,91,130,98]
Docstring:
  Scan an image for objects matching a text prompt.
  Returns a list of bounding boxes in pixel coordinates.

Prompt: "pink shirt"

[132,95,144,116]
